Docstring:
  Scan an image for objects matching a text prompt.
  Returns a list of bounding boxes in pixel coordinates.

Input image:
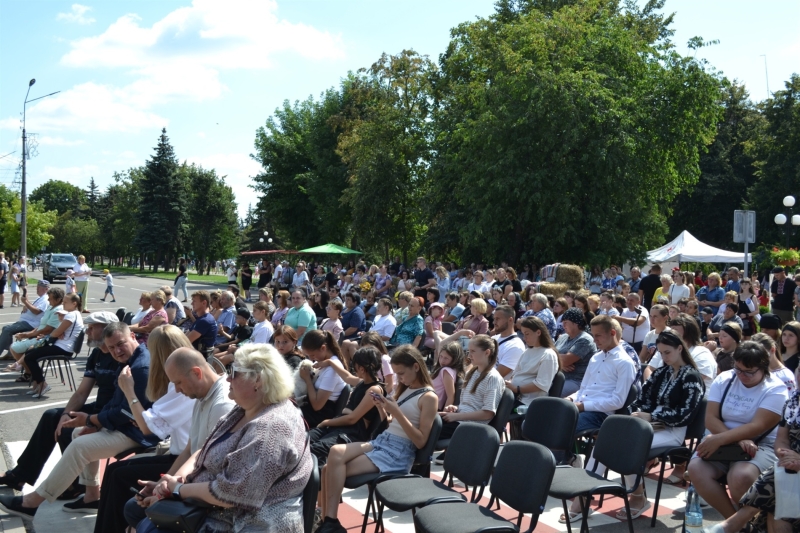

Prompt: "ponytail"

[302,329,346,366]
[465,334,498,394]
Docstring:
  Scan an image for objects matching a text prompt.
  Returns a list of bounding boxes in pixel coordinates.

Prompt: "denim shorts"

[365,432,416,473]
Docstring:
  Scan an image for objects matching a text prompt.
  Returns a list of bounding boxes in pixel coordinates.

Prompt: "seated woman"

[781,321,800,374]
[133,344,313,533]
[438,335,504,450]
[309,347,386,466]
[299,330,347,428]
[505,316,559,406]
[751,333,797,392]
[316,346,438,533]
[22,293,83,398]
[388,296,425,349]
[130,290,168,345]
[5,287,64,377]
[258,287,276,317]
[688,341,789,519]
[362,290,378,322]
[454,298,490,336]
[617,330,705,520]
[311,290,330,321]
[86,325,196,526]
[431,342,466,411]
[706,386,800,533]
[273,325,304,370]
[271,290,291,327]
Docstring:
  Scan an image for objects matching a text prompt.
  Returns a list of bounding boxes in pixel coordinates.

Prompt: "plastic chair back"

[489,388,516,438]
[548,371,565,397]
[333,384,351,417]
[303,455,320,533]
[522,397,579,453]
[593,415,654,476]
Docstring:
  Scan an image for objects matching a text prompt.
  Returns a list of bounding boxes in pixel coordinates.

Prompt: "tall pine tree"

[135,129,187,272]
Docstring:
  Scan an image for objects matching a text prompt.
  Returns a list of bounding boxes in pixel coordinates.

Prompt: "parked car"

[42,253,77,283]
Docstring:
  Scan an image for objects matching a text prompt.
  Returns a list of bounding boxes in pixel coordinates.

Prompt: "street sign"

[734,210,756,243]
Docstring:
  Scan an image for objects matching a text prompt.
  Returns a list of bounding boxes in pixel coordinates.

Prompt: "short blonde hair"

[150,289,166,304]
[234,344,294,405]
[708,272,722,285]
[470,298,487,314]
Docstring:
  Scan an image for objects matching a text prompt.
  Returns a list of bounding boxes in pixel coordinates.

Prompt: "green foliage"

[29,180,85,216]
[49,214,102,255]
[184,164,239,270]
[0,198,57,254]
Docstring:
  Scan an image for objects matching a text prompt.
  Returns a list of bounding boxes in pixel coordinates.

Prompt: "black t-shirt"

[232,324,253,342]
[771,278,797,311]
[84,347,120,410]
[511,280,522,293]
[235,297,248,311]
[414,268,435,289]
[493,280,511,294]
[638,274,662,310]
[325,271,338,288]
[283,353,303,370]
[785,353,799,374]
[389,262,403,275]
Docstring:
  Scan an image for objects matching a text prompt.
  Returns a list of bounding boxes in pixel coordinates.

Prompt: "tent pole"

[744,242,749,279]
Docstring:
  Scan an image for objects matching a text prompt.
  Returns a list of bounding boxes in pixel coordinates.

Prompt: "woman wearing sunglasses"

[137,344,313,533]
[688,342,789,521]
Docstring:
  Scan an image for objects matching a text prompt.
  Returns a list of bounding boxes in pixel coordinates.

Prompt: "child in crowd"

[9,265,20,307]
[250,301,274,344]
[321,300,344,341]
[100,269,116,302]
[430,341,466,410]
[598,292,619,317]
[213,308,253,365]
[65,270,76,294]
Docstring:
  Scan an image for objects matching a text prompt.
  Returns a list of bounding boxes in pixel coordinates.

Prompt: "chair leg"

[67,362,76,391]
[580,496,591,533]
[562,499,573,533]
[622,492,635,533]
[360,485,375,533]
[651,457,668,527]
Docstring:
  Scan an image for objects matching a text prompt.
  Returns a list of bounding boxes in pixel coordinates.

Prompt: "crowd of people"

[0,256,798,533]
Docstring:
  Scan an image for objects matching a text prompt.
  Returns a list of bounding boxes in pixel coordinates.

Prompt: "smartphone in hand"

[129,486,145,499]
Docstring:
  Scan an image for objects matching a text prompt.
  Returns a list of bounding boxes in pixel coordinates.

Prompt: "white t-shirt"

[668,284,690,304]
[314,355,346,401]
[292,271,309,288]
[226,266,237,282]
[708,370,788,445]
[772,367,797,394]
[55,310,84,352]
[372,314,397,339]
[104,273,113,286]
[648,344,717,387]
[510,347,559,405]
[274,264,283,281]
[72,262,91,281]
[621,306,650,344]
[493,334,525,372]
[643,327,671,363]
[251,320,274,344]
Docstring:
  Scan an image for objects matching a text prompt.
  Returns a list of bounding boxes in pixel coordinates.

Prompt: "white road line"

[0,395,96,415]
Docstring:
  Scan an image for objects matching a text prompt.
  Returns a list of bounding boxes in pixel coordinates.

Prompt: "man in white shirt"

[614,293,650,353]
[341,298,397,364]
[72,255,92,313]
[272,259,283,288]
[571,315,637,435]
[492,305,525,377]
[0,279,50,358]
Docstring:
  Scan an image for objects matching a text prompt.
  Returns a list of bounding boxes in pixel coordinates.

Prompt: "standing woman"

[256,259,272,291]
[588,266,603,294]
[317,346,438,533]
[299,330,347,428]
[374,265,392,298]
[669,271,691,304]
[738,279,759,339]
[173,258,188,302]
[313,265,328,293]
[240,263,253,301]
[752,332,797,392]
[435,266,450,304]
[292,262,310,292]
[72,255,91,313]
[226,262,238,287]
[652,274,674,305]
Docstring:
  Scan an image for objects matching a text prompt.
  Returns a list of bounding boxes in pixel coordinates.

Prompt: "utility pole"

[21,79,60,259]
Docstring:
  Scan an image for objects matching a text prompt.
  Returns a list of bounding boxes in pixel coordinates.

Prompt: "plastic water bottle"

[685,484,703,533]
[515,404,528,415]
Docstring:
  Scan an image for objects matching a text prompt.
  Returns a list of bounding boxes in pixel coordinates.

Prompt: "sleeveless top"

[385,387,430,440]
[345,380,386,441]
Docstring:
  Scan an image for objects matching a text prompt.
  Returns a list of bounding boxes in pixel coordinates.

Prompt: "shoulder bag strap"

[397,387,433,407]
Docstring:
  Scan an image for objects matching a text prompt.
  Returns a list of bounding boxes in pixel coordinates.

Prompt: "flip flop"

[559,508,594,523]
[615,500,651,520]
[15,374,31,383]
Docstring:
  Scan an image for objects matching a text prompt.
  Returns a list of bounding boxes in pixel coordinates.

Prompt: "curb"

[0,444,26,533]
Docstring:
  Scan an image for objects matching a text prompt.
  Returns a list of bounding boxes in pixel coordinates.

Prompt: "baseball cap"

[487,299,498,308]
[37,279,50,287]
[700,307,714,316]
[84,311,119,325]
[236,308,251,320]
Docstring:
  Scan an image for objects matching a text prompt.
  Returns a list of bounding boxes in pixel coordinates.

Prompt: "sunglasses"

[228,365,257,380]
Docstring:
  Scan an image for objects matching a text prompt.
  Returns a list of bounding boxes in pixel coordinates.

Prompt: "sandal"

[663,473,685,485]
[14,374,31,383]
[559,508,594,523]
[2,363,21,372]
[615,500,651,520]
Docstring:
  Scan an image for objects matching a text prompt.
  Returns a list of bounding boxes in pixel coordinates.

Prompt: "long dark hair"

[465,334,498,394]
[352,347,382,382]
[655,330,697,369]
[359,331,388,355]
[668,313,702,347]
[301,329,346,366]
[390,345,433,400]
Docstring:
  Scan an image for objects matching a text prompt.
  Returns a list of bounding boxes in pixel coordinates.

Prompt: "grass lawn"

[102,266,230,285]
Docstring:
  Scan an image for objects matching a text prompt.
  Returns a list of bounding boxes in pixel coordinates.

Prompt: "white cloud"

[189,152,262,217]
[37,164,100,183]
[57,4,95,25]
[38,136,85,147]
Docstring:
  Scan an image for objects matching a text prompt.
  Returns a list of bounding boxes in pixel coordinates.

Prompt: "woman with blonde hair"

[271,289,291,326]
[130,290,168,345]
[89,325,196,526]
[435,266,450,303]
[258,287,276,317]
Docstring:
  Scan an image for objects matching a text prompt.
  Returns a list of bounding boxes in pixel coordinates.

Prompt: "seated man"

[0,279,50,358]
[214,291,237,346]
[555,308,597,397]
[183,290,218,351]
[0,322,159,520]
[93,347,235,533]
[160,285,185,325]
[340,292,366,340]
[707,303,744,340]
[0,312,119,497]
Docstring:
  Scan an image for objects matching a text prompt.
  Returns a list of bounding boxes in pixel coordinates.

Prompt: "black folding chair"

[303,455,320,533]
[548,371,566,397]
[414,441,556,533]
[42,329,85,392]
[333,384,352,417]
[115,308,126,322]
[522,397,579,464]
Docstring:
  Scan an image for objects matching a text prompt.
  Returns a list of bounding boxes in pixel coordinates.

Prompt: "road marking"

[0,395,96,415]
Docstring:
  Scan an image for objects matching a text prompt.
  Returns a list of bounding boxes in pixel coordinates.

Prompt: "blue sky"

[1,0,798,218]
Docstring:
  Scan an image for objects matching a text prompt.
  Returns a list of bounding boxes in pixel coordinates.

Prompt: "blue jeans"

[575,411,608,435]
[173,276,188,300]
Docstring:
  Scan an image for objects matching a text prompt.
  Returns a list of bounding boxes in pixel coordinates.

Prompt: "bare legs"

[688,458,761,519]
[321,442,378,519]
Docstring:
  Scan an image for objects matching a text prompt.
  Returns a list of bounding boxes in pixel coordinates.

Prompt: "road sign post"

[734,210,756,278]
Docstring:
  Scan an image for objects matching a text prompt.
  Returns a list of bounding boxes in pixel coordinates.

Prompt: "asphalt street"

[0,271,227,459]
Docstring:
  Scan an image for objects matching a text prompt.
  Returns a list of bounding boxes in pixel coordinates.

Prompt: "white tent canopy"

[646,230,752,263]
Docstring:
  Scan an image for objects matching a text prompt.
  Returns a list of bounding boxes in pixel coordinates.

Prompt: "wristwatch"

[85,416,97,430]
[172,483,184,501]
[130,398,139,405]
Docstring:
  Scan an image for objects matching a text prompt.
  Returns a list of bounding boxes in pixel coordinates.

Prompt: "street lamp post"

[773,195,800,248]
[21,79,60,259]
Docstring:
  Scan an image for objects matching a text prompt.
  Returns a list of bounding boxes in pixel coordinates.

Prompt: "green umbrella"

[298,243,362,254]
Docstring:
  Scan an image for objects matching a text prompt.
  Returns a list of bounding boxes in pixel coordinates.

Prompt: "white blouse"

[141,382,196,454]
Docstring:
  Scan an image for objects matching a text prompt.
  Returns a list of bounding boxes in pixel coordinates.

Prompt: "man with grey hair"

[160,285,185,325]
[214,291,236,345]
[100,347,234,532]
[726,266,741,294]
[0,279,50,359]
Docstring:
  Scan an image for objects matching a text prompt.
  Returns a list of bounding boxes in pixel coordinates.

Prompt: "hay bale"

[538,282,570,299]
[555,264,585,288]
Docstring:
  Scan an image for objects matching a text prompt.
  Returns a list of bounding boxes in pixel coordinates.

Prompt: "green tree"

[746,74,800,248]
[29,180,85,216]
[103,169,144,264]
[425,0,722,265]
[135,129,187,272]
[49,215,102,256]
[184,164,239,273]
[0,198,57,254]
[668,81,765,249]
[338,50,435,263]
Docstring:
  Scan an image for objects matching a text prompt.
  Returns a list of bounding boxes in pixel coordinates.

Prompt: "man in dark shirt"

[0,313,120,497]
[185,290,218,350]
[325,265,339,290]
[770,266,797,326]
[389,257,404,276]
[341,292,366,340]
[637,264,663,311]
[413,257,436,299]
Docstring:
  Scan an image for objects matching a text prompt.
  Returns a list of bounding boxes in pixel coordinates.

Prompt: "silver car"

[42,253,77,283]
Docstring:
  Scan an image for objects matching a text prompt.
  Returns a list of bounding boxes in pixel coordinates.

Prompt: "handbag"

[775,464,800,520]
[146,436,309,532]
